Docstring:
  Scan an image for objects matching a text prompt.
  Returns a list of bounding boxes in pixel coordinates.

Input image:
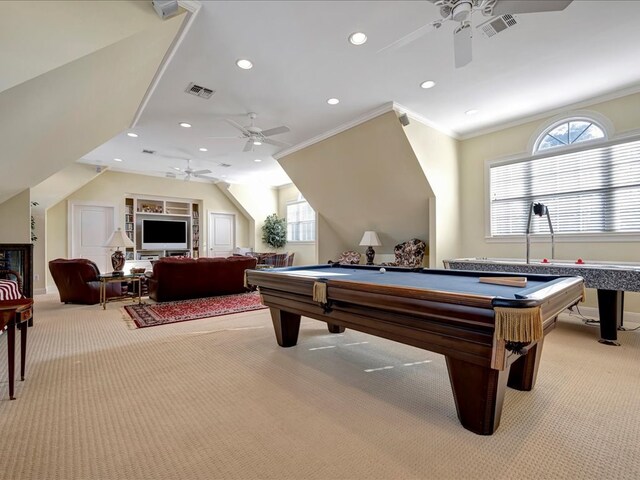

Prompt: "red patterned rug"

[124,291,267,328]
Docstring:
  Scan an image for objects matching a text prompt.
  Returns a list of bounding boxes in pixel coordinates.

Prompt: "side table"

[0,298,32,399]
[98,273,144,310]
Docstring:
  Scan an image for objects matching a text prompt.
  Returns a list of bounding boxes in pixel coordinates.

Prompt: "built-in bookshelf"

[192,203,200,259]
[124,195,200,260]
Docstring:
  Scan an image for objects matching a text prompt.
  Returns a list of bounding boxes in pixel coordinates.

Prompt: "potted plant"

[262,214,287,251]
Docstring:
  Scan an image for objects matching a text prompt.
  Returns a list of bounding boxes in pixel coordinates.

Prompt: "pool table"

[246,264,585,435]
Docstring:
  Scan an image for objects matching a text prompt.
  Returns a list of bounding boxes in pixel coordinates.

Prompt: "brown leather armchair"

[48,258,125,305]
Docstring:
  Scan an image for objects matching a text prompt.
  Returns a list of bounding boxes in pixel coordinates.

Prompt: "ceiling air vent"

[185,82,215,99]
[218,163,232,168]
[142,149,156,155]
[478,14,517,38]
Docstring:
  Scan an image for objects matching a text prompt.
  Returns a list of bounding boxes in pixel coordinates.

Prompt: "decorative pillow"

[0,279,21,301]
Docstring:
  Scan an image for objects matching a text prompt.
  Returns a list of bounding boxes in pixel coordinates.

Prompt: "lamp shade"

[104,228,135,249]
[359,231,382,247]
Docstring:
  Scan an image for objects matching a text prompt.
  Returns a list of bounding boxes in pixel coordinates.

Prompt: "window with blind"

[489,137,640,236]
[286,199,316,242]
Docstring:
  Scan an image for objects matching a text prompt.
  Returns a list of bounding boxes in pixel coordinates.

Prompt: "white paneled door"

[70,202,115,274]
[208,213,235,258]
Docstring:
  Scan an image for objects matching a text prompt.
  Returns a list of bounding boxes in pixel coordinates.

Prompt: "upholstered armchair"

[48,258,126,305]
[328,250,362,265]
[382,239,427,268]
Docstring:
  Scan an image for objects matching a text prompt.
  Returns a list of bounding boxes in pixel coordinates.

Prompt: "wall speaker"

[399,113,410,126]
[152,0,179,19]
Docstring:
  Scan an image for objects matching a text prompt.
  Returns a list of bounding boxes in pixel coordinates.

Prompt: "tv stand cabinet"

[124,195,202,262]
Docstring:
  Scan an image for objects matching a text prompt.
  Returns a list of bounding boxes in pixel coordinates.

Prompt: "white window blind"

[490,138,640,236]
[286,200,316,242]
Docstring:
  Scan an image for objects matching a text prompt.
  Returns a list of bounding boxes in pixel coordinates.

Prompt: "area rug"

[124,291,267,328]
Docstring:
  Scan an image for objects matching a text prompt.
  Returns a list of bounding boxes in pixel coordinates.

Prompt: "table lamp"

[104,228,135,275]
[359,231,382,265]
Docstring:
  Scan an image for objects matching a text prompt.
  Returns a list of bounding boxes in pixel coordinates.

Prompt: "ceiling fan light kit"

[216,112,291,153]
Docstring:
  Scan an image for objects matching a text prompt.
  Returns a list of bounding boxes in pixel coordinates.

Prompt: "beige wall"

[0,2,186,204]
[403,117,459,267]
[459,92,640,312]
[45,171,249,289]
[279,111,432,265]
[0,190,31,243]
[223,183,279,252]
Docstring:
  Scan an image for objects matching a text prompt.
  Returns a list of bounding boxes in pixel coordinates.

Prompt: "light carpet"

[0,293,639,479]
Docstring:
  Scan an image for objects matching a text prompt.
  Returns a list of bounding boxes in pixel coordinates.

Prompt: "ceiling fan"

[212,112,290,152]
[379,0,573,68]
[166,159,213,181]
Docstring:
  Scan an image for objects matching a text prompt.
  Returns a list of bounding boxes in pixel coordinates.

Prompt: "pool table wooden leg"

[270,308,301,347]
[327,323,345,334]
[507,339,544,391]
[445,357,509,435]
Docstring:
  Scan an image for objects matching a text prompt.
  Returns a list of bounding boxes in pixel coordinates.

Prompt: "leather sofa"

[146,256,257,302]
[49,258,125,305]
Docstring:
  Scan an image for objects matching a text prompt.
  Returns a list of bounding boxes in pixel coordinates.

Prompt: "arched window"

[534,117,606,153]
[488,114,640,237]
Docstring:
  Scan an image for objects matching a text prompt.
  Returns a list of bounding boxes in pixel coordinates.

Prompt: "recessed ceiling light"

[327,98,340,105]
[465,109,479,116]
[236,59,253,70]
[179,122,192,128]
[254,159,262,162]
[114,158,123,162]
[199,147,208,152]
[348,32,367,46]
[253,140,262,146]
[173,167,181,171]
[126,132,138,138]
[420,80,436,89]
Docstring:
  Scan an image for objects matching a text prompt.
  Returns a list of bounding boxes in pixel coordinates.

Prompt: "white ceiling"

[80,0,640,187]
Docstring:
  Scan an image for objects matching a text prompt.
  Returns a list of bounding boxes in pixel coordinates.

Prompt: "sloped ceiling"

[0,1,187,204]
[279,111,433,262]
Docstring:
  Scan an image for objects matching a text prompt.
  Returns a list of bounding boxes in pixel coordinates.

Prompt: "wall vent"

[478,14,517,38]
[142,149,156,155]
[185,82,215,99]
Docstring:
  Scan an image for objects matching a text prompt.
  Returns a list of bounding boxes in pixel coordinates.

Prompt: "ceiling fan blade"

[263,138,290,148]
[242,139,253,152]
[206,135,244,139]
[225,118,250,135]
[194,173,217,180]
[377,21,437,54]
[191,169,212,175]
[156,153,190,161]
[492,0,572,15]
[454,23,472,68]
[261,125,290,137]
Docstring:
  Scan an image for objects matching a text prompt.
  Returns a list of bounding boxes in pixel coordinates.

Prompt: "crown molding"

[459,82,640,141]
[391,102,460,139]
[130,1,202,127]
[274,102,397,159]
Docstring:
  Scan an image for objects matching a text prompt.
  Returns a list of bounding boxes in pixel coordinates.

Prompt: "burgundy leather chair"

[48,258,125,305]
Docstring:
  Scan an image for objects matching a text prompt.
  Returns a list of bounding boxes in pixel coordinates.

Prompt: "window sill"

[485,233,640,243]
[286,241,316,245]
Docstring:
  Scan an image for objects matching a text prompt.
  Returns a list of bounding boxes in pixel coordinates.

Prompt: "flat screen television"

[141,219,188,250]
